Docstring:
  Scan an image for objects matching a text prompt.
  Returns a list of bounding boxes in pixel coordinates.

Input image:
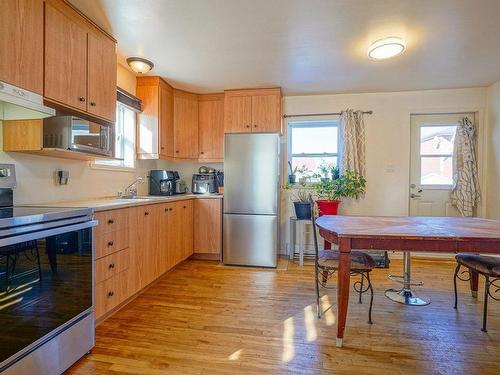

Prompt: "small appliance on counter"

[149,170,187,196]
[192,166,218,194]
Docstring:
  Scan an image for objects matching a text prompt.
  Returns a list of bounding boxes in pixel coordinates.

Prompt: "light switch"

[56,170,69,185]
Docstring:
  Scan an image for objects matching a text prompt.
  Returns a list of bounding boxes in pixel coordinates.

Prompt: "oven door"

[70,117,113,157]
[0,220,96,370]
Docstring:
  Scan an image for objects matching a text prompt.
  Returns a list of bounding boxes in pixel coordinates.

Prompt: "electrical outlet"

[56,170,69,185]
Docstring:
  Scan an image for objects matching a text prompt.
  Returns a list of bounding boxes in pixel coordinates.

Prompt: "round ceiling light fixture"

[367,37,406,60]
[126,57,154,74]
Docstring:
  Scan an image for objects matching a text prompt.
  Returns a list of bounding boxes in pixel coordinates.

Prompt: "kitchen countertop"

[27,194,223,212]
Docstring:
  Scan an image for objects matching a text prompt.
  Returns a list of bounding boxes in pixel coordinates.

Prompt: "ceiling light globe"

[368,37,406,60]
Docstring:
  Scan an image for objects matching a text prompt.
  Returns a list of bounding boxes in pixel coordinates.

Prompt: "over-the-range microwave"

[43,115,114,157]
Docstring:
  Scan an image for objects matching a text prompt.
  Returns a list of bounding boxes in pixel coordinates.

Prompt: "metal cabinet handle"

[200,151,204,154]
[108,291,114,297]
[107,240,114,246]
[79,97,86,102]
[246,125,250,128]
[176,150,180,153]
[254,125,257,128]
[169,208,173,211]
[144,211,149,216]
[108,219,114,224]
[90,101,96,106]
[108,263,115,269]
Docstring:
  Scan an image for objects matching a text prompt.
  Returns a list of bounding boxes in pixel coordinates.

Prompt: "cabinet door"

[158,203,175,274]
[0,0,43,94]
[168,203,183,266]
[44,2,87,111]
[159,86,174,158]
[173,91,198,159]
[87,32,116,121]
[198,95,224,160]
[179,200,194,260]
[136,205,159,287]
[194,199,222,254]
[224,95,252,133]
[251,93,282,133]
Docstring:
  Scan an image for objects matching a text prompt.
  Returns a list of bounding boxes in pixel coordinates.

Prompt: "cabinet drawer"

[94,209,129,237]
[95,269,129,319]
[95,248,130,284]
[95,228,129,259]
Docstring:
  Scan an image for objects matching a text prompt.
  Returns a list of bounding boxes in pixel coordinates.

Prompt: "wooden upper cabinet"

[0,0,44,94]
[198,94,224,160]
[44,1,87,111]
[224,88,282,133]
[87,32,117,122]
[173,89,199,159]
[136,76,174,159]
[252,93,282,132]
[224,95,252,133]
[160,86,174,158]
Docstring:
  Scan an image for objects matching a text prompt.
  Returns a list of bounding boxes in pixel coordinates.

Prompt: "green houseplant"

[283,184,312,220]
[312,169,366,215]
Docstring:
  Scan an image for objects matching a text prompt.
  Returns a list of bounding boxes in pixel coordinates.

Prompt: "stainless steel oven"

[43,115,114,157]
[0,206,97,375]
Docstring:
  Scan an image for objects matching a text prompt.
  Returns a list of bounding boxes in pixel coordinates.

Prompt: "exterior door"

[409,113,475,217]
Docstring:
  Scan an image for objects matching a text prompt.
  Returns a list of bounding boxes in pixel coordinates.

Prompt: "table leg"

[336,237,351,348]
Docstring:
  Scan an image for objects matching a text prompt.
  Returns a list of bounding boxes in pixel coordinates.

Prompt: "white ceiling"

[70,0,500,95]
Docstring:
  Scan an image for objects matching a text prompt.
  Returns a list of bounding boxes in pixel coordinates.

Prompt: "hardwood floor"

[68,258,499,375]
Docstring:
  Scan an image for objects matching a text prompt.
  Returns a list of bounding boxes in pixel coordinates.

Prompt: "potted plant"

[283,184,312,220]
[287,161,297,184]
[318,161,335,182]
[312,169,366,215]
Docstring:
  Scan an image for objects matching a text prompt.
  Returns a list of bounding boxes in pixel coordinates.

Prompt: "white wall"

[281,87,488,252]
[486,81,500,219]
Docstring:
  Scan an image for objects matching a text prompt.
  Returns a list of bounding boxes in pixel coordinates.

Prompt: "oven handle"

[0,220,98,247]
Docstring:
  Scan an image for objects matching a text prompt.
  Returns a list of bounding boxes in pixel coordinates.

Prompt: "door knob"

[410,193,421,199]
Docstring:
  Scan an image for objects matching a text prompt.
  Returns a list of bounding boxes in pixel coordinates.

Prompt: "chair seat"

[318,250,376,271]
[456,253,500,277]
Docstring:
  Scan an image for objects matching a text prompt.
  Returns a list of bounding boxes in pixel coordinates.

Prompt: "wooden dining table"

[315,215,500,348]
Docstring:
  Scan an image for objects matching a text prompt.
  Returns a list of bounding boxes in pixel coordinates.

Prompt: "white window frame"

[287,119,340,181]
[92,101,137,172]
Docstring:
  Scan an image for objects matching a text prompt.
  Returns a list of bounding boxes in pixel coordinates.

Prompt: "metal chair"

[309,194,376,323]
[453,253,500,332]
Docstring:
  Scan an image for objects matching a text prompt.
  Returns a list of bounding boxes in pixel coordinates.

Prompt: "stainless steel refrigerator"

[223,132,280,267]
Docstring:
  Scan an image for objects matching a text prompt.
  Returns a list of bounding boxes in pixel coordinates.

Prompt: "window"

[288,120,339,180]
[94,102,136,170]
[419,125,456,185]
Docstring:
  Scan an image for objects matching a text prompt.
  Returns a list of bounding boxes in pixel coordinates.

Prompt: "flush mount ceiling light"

[367,37,406,60]
[126,57,154,74]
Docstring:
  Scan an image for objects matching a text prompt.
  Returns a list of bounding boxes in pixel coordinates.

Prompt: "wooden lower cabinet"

[94,199,200,322]
[194,199,222,258]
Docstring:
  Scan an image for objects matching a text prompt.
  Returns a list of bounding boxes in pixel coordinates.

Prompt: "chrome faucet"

[121,176,145,198]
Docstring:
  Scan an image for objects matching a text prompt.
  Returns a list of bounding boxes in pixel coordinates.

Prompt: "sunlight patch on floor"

[228,349,242,361]
[321,295,336,326]
[303,305,317,341]
[282,317,295,362]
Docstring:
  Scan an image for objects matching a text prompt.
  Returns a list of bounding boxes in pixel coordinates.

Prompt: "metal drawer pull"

[107,241,114,246]
[108,291,114,297]
[144,211,149,216]
[108,219,114,224]
[108,263,115,269]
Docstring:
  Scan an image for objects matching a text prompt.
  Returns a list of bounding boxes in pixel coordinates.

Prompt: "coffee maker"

[149,170,183,196]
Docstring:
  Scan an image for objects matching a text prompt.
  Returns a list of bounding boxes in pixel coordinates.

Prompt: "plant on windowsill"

[312,169,366,215]
[287,161,298,184]
[283,183,312,220]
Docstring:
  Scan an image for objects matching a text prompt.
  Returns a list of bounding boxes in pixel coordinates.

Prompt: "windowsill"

[90,162,137,173]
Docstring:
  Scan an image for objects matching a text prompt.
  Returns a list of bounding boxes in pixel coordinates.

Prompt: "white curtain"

[450,117,480,217]
[340,109,366,176]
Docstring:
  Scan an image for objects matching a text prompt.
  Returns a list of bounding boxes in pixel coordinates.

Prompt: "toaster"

[192,174,217,194]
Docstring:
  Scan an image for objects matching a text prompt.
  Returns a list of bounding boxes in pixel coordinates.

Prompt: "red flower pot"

[316,200,341,216]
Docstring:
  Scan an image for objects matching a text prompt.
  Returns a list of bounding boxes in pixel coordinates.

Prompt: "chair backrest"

[308,194,320,260]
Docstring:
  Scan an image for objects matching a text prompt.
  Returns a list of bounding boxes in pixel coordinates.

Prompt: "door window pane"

[420,126,456,155]
[421,156,453,185]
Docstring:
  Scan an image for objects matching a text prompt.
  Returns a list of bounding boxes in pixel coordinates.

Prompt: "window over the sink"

[93,101,137,170]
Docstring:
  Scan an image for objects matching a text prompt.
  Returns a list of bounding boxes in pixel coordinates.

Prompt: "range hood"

[0,80,55,120]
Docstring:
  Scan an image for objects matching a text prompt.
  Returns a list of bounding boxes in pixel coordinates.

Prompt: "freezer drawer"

[223,214,277,267]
